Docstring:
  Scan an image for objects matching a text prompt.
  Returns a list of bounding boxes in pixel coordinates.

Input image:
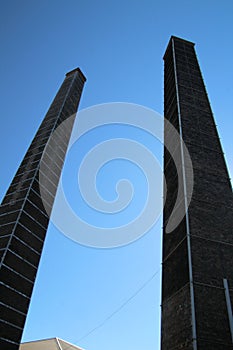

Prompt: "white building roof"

[20,338,84,350]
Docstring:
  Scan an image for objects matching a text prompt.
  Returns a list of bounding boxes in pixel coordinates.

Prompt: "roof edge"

[21,337,57,344]
[57,337,85,350]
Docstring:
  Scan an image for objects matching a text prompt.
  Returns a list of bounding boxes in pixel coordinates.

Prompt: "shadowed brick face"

[0,69,86,350]
[161,37,233,349]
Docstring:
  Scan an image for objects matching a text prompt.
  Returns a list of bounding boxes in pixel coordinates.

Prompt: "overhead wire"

[62,266,161,350]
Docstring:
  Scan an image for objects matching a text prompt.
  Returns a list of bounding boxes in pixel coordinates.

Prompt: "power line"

[62,266,161,349]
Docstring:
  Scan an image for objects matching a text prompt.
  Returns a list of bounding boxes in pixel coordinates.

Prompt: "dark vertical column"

[161,36,233,350]
[0,68,86,350]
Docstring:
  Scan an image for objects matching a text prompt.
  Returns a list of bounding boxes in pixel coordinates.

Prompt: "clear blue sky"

[0,1,233,350]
